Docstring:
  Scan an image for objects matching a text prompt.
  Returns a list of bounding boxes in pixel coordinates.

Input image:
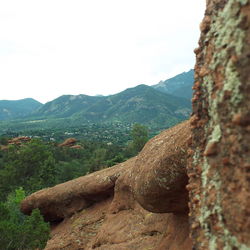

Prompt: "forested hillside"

[0,84,191,134]
[0,98,42,120]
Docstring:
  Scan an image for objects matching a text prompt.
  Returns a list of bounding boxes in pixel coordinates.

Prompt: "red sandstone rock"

[8,136,31,145]
[58,138,77,147]
[21,122,192,249]
[70,144,82,149]
[131,120,190,213]
[21,160,131,221]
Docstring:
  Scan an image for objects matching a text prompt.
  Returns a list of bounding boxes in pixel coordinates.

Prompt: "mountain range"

[152,69,194,99]
[0,98,42,120]
[0,70,194,130]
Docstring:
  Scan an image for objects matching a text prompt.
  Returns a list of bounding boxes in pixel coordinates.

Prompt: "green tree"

[0,140,57,199]
[0,136,8,145]
[56,159,89,183]
[105,153,126,167]
[38,155,58,188]
[0,188,50,250]
[89,148,107,172]
[126,123,149,156]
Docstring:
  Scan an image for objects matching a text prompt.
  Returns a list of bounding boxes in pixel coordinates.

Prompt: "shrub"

[0,188,50,250]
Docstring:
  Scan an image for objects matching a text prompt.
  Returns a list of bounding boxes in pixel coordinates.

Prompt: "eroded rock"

[58,138,77,147]
[131,120,190,213]
[21,160,130,221]
[21,121,192,249]
[8,136,31,145]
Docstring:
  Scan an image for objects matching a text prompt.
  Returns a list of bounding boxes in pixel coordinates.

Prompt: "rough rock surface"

[21,121,192,250]
[131,121,190,213]
[188,0,250,249]
[21,159,132,222]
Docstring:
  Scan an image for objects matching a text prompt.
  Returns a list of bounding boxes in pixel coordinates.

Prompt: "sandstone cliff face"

[188,0,250,249]
[21,121,192,250]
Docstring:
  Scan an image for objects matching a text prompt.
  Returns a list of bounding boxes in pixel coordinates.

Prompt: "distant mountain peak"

[125,84,149,91]
[152,69,194,100]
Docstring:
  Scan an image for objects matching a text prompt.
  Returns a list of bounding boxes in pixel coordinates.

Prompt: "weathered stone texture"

[21,121,192,250]
[188,0,250,249]
[131,121,190,213]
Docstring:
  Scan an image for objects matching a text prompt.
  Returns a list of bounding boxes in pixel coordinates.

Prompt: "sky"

[0,0,206,103]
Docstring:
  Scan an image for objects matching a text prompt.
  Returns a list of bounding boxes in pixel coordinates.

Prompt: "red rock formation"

[70,145,82,149]
[8,136,31,145]
[58,138,82,149]
[21,159,132,222]
[131,121,190,213]
[58,138,77,147]
[21,121,192,249]
[188,0,250,249]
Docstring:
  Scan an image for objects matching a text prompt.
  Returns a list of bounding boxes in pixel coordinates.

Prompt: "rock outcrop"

[58,138,77,147]
[188,0,250,249]
[58,138,82,149]
[8,136,31,145]
[131,122,190,213]
[21,121,192,250]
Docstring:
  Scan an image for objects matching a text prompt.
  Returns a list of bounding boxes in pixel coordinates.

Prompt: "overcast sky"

[0,0,205,103]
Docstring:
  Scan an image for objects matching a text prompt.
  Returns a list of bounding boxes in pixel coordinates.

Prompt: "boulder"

[131,120,190,213]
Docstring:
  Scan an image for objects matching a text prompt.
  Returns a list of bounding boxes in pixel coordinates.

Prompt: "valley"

[0,70,193,249]
[0,70,193,138]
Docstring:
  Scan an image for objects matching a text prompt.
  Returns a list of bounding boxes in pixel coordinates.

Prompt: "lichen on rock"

[188,0,250,249]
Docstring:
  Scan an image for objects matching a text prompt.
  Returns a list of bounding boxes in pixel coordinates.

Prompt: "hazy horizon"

[0,68,193,104]
[0,1,205,103]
